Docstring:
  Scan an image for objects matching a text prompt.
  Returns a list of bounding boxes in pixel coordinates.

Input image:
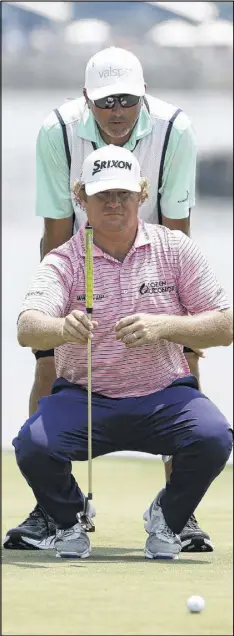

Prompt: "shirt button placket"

[120,264,129,300]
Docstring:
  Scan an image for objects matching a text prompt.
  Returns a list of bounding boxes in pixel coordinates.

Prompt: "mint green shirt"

[36,99,196,220]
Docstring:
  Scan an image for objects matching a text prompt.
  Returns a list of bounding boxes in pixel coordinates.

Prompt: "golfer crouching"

[12,145,233,559]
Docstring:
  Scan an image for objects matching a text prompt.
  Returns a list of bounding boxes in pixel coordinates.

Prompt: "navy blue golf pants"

[13,375,232,534]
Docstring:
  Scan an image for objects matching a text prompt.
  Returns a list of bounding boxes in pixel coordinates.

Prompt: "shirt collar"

[77,99,152,150]
[77,220,152,258]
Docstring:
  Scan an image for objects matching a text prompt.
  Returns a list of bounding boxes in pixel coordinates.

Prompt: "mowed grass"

[2,451,233,636]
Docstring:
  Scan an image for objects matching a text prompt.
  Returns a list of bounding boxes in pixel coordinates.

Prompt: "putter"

[77,225,95,533]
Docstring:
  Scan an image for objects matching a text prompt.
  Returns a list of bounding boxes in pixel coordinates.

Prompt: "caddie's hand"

[61,310,98,344]
[115,313,166,347]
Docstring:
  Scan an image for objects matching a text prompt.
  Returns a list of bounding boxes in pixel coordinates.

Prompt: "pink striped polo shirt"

[20,221,229,398]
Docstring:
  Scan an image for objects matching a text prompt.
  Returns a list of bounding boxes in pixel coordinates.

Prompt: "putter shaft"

[84,225,94,531]
[87,336,92,499]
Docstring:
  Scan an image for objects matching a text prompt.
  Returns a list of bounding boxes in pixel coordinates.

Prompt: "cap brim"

[86,82,145,100]
[85,179,141,196]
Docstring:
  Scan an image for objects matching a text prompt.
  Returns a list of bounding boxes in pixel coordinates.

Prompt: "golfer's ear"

[138,192,142,204]
[80,190,88,208]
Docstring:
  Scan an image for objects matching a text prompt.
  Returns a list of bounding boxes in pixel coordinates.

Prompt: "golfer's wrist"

[156,315,173,341]
[160,315,192,344]
[60,318,70,344]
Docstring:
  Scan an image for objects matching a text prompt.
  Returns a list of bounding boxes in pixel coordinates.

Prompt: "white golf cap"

[85,47,145,101]
[81,145,141,196]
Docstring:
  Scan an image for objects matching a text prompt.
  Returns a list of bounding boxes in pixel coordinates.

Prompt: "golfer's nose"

[108,192,121,206]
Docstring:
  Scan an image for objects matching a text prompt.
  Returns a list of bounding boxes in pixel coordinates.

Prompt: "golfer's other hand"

[115,313,166,347]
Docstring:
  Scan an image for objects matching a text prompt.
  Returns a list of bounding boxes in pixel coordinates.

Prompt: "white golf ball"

[187,595,205,613]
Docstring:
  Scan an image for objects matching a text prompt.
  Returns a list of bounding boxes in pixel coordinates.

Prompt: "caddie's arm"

[36,122,74,258]
[159,118,197,237]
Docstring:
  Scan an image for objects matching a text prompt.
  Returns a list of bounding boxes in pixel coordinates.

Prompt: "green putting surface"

[2,452,233,635]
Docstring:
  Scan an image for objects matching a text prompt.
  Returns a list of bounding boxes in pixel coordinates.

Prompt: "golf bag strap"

[54,107,74,226]
[54,108,71,171]
[157,107,182,226]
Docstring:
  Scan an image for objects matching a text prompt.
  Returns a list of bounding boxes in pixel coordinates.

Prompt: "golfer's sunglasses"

[93,94,141,110]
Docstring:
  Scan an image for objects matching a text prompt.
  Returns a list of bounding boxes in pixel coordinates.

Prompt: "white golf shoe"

[55,522,91,559]
[55,501,96,559]
[143,495,182,559]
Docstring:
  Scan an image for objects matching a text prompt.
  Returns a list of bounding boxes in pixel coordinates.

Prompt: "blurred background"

[2,2,233,460]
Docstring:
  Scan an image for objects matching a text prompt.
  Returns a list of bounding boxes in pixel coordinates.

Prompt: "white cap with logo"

[81,145,141,196]
[85,47,145,101]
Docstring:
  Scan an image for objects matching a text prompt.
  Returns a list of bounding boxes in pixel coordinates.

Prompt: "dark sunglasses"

[93,94,141,110]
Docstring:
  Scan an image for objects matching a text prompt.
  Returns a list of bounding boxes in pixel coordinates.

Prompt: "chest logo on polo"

[92,160,132,176]
[139,282,175,294]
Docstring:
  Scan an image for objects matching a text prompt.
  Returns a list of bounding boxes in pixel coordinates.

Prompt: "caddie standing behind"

[4,47,213,554]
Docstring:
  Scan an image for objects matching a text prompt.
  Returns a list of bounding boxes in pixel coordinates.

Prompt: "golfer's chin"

[103,215,125,230]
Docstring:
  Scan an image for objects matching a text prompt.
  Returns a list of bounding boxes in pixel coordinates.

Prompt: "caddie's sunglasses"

[94,94,141,110]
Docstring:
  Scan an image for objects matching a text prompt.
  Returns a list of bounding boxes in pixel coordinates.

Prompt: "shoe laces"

[56,523,82,541]
[184,513,198,531]
[155,519,176,540]
[24,504,53,533]
[150,504,176,539]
